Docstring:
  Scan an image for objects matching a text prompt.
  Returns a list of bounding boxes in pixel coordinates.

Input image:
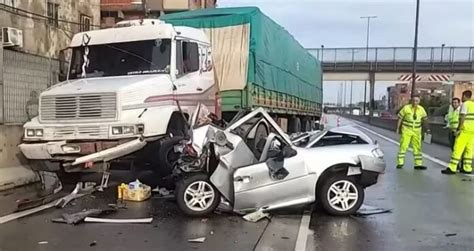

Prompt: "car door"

[232,135,314,211]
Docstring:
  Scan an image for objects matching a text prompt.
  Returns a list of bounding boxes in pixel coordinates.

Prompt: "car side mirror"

[282,145,297,158]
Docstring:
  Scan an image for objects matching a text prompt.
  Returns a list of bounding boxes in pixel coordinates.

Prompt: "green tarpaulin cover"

[161,7,322,103]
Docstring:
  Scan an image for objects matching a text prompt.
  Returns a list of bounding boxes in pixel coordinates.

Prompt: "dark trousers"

[449,130,463,170]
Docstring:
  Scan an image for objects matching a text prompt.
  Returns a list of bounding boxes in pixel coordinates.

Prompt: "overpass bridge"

[307,46,474,116]
[307,46,474,81]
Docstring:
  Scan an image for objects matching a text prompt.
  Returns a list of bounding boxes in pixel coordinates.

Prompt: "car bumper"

[358,155,385,187]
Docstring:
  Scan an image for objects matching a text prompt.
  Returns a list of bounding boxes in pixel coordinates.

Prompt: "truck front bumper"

[19,138,147,166]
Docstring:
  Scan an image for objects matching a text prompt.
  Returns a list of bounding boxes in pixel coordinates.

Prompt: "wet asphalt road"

[0,116,473,251]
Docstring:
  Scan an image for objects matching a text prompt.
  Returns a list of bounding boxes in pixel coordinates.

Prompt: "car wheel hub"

[184,181,215,212]
[327,180,358,212]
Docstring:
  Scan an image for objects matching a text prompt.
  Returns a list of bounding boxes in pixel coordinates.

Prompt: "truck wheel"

[318,173,364,216]
[29,160,60,172]
[289,117,301,133]
[302,118,312,132]
[157,136,185,177]
[175,173,220,217]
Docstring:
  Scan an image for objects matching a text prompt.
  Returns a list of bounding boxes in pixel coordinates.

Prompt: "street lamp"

[441,43,446,62]
[360,15,377,116]
[360,16,378,62]
[411,0,421,97]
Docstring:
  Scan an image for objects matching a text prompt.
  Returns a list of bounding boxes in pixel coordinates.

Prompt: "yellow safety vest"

[462,100,474,132]
[398,104,427,131]
[447,107,460,130]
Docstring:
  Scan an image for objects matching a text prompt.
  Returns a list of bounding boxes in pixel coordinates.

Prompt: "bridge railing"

[308,47,474,63]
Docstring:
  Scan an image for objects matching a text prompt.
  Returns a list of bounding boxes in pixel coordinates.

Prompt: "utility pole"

[411,0,421,97]
[350,80,353,107]
[360,16,377,116]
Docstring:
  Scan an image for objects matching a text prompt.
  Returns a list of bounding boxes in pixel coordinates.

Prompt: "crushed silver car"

[172,106,385,217]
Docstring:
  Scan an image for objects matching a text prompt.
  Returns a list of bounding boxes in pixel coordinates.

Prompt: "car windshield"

[69,39,171,79]
[293,130,325,147]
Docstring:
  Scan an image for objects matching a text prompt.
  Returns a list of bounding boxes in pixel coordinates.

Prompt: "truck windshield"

[69,39,171,79]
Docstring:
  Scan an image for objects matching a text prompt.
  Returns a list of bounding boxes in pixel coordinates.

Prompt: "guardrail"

[308,47,474,63]
[343,115,450,147]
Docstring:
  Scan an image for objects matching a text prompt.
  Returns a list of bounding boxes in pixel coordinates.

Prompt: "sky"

[218,0,474,104]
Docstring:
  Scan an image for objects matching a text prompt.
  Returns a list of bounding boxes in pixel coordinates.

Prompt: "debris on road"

[52,208,117,225]
[89,241,97,247]
[108,202,127,209]
[243,209,270,223]
[84,217,153,224]
[201,218,208,223]
[354,205,392,217]
[0,199,58,224]
[55,182,96,208]
[445,233,457,237]
[38,241,48,245]
[188,237,206,243]
[16,172,63,212]
[118,180,151,202]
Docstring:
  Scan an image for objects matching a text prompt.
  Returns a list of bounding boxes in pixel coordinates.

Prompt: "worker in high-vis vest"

[445,97,461,149]
[442,90,474,175]
[396,95,430,170]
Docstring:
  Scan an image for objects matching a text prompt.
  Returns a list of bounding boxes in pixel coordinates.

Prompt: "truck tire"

[175,173,221,217]
[302,118,312,132]
[157,136,185,178]
[29,160,60,172]
[289,117,301,134]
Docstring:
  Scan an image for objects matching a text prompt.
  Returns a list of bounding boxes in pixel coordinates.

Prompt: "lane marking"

[352,122,449,167]
[294,210,311,251]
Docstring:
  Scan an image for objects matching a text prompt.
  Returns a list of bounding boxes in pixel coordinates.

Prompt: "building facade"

[1,0,100,58]
[101,0,217,28]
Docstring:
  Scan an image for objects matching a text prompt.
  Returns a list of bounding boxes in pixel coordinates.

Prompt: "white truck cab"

[19,19,216,173]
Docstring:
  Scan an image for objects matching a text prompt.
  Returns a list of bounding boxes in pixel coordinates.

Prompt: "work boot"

[414,166,427,170]
[441,169,456,175]
[460,169,473,174]
[396,165,403,169]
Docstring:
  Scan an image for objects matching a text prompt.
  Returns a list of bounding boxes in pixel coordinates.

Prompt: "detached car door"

[232,134,314,212]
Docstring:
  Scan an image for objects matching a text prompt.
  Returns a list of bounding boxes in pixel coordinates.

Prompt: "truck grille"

[43,126,109,140]
[40,93,117,121]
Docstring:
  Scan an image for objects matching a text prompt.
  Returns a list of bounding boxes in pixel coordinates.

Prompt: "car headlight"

[372,148,384,158]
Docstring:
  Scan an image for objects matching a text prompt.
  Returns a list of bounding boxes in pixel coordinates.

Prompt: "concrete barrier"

[343,114,450,147]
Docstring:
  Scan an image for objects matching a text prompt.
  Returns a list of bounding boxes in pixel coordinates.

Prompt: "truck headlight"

[122,126,134,134]
[26,129,43,137]
[26,129,35,137]
[112,127,123,135]
[112,126,135,135]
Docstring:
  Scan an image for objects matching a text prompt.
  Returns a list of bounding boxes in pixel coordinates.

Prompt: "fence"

[1,49,59,124]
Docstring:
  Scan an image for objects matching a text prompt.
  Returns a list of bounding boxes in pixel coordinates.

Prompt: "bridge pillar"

[368,72,375,119]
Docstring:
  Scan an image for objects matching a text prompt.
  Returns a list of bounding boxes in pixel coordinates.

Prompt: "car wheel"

[319,173,364,216]
[175,173,221,217]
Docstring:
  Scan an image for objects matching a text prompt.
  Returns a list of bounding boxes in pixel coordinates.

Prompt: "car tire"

[157,136,185,177]
[175,173,221,217]
[319,173,364,216]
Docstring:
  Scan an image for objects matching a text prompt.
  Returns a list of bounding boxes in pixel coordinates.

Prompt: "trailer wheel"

[289,117,301,133]
[302,118,312,132]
